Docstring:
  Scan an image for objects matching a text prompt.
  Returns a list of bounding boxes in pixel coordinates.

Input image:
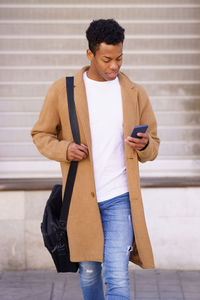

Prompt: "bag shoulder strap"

[66,77,80,145]
[59,77,80,225]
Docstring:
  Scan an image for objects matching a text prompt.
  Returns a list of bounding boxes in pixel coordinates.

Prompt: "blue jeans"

[79,192,134,300]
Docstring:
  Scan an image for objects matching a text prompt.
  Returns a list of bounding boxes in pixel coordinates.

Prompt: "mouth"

[106,72,118,79]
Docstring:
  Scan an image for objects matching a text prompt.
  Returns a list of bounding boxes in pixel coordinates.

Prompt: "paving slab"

[0,269,200,300]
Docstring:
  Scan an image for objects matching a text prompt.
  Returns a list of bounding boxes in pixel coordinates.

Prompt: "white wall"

[0,187,200,271]
[142,188,200,270]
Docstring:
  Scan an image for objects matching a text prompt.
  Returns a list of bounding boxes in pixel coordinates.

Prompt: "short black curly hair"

[86,19,125,55]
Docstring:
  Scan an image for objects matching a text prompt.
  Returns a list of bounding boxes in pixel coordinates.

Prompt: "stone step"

[1,127,200,143]
[156,112,200,126]
[0,82,199,97]
[1,96,200,113]
[0,143,40,160]
[0,6,200,21]
[0,128,33,142]
[0,111,199,127]
[125,39,200,51]
[158,126,200,141]
[0,68,199,82]
[151,97,200,111]
[160,141,200,157]
[0,113,39,127]
[125,69,200,81]
[143,83,200,97]
[1,140,199,160]
[0,37,199,51]
[0,98,43,112]
[1,22,200,36]
[1,53,199,66]
[2,0,200,4]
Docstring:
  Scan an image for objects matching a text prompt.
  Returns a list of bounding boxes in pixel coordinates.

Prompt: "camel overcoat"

[31,66,160,269]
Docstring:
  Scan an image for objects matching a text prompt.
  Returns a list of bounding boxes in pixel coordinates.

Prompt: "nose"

[110,61,118,71]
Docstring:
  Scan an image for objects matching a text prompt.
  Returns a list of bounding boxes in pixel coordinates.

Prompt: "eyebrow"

[103,54,123,59]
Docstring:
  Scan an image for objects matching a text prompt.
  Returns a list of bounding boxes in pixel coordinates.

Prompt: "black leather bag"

[41,77,80,273]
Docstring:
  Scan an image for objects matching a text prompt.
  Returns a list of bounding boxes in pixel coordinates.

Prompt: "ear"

[86,49,94,61]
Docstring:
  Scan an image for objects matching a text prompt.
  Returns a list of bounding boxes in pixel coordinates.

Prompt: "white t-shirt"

[83,72,129,202]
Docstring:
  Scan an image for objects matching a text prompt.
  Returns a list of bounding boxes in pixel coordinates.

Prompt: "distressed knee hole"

[86,269,93,273]
[127,245,133,255]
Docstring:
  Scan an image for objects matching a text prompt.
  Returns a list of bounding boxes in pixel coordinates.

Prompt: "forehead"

[96,42,123,57]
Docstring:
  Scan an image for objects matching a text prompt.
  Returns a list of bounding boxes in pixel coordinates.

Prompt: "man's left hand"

[125,132,149,151]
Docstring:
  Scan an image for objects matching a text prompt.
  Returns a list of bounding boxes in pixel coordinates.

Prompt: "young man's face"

[87,42,123,81]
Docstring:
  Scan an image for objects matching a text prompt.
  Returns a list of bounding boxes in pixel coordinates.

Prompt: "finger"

[74,143,86,150]
[80,144,89,155]
[68,148,86,161]
[126,136,136,143]
[126,136,145,144]
[71,153,85,161]
[125,139,137,149]
[77,148,88,157]
[136,132,147,138]
[71,143,88,152]
[68,143,88,160]
[76,149,88,159]
[125,139,145,150]
[81,143,88,149]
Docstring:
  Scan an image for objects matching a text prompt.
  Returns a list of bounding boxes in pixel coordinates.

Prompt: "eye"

[103,60,110,63]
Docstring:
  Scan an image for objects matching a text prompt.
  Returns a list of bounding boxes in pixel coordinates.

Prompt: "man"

[31,19,160,300]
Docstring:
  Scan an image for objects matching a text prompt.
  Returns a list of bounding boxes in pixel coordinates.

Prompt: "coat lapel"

[118,72,138,157]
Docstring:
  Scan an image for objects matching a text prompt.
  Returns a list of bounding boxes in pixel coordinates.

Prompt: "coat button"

[91,192,95,197]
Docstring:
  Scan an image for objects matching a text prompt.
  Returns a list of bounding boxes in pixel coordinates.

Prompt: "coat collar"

[73,66,138,157]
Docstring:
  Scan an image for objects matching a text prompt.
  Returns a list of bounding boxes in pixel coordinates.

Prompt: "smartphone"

[131,125,148,139]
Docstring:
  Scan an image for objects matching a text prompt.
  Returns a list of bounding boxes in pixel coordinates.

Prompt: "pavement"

[0,269,200,300]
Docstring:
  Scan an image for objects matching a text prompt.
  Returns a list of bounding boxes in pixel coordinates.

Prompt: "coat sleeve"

[136,85,160,163]
[31,82,72,163]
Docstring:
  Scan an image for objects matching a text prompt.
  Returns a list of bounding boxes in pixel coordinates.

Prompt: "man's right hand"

[67,142,89,161]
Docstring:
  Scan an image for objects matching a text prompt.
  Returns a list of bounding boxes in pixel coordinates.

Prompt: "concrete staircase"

[0,0,200,178]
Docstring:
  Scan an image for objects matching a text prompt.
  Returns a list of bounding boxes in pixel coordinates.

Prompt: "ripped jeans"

[79,192,134,300]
